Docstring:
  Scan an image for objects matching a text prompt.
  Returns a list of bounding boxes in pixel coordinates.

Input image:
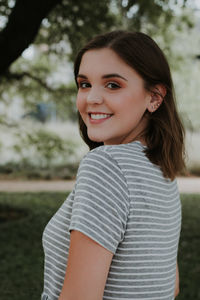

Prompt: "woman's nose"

[86,88,103,104]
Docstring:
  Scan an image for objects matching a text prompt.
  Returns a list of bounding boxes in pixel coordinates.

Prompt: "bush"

[13,128,77,168]
[0,160,79,180]
[0,127,81,179]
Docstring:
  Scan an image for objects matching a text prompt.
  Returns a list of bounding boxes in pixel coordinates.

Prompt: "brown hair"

[74,30,185,180]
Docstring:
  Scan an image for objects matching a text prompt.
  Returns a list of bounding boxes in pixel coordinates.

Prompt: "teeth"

[90,114,112,120]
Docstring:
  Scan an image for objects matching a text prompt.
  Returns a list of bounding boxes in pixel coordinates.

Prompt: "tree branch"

[4,70,55,92]
[0,0,61,76]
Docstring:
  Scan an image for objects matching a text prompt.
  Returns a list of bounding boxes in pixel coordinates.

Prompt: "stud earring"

[154,103,160,110]
[150,102,160,112]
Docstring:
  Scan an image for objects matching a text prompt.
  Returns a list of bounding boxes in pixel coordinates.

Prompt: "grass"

[0,192,68,300]
[0,192,199,300]
[177,194,200,299]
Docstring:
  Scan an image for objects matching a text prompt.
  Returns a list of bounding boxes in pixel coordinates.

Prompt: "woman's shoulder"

[76,144,130,199]
[77,141,147,182]
[90,140,145,153]
[85,140,147,163]
[82,141,171,183]
[79,144,121,172]
[77,142,144,181]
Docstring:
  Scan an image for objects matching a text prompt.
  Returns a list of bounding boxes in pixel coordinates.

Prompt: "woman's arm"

[58,230,113,300]
[174,261,180,298]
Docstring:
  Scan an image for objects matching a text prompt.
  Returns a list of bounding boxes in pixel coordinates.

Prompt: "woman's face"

[76,48,152,145]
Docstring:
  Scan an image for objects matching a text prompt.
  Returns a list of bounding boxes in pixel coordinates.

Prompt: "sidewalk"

[176,177,200,194]
[0,177,200,193]
[0,179,75,192]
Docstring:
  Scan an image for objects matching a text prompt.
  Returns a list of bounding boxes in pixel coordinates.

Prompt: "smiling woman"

[76,48,154,145]
[41,31,185,300]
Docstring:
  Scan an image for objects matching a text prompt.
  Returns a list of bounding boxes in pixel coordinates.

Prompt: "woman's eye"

[79,82,91,89]
[106,82,121,89]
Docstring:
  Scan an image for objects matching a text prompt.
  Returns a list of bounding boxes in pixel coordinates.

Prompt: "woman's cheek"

[76,97,87,124]
[76,98,80,111]
[76,95,83,112]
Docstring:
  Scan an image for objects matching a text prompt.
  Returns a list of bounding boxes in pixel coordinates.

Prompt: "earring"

[153,103,160,111]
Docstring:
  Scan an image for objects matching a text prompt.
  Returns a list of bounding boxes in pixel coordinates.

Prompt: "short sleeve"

[69,149,130,254]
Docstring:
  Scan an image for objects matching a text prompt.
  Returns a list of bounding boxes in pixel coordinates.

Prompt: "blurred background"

[0,0,200,180]
[0,1,200,300]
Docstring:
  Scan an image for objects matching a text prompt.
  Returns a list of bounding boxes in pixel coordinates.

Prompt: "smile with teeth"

[90,113,113,120]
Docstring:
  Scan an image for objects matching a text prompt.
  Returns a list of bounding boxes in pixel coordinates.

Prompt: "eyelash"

[106,82,121,89]
[78,81,121,90]
[78,82,91,89]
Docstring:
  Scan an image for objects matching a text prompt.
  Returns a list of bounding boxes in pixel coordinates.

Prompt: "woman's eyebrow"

[77,73,127,81]
[102,73,127,81]
[77,74,88,79]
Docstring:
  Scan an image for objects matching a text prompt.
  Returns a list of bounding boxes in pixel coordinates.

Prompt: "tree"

[0,0,197,125]
[0,0,115,77]
[0,0,61,76]
[0,0,195,77]
[0,0,116,123]
[0,0,199,177]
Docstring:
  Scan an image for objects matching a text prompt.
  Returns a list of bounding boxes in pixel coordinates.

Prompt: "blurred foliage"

[39,0,116,61]
[0,127,80,179]
[0,0,199,175]
[33,0,195,61]
[0,160,79,179]
[0,0,12,20]
[0,0,197,126]
[13,128,77,167]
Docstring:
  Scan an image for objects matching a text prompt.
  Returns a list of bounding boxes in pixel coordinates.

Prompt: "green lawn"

[0,192,199,300]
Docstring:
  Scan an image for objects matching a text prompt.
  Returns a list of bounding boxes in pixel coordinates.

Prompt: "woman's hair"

[74,30,185,180]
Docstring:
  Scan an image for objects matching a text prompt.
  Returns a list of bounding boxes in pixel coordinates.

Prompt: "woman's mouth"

[88,113,113,124]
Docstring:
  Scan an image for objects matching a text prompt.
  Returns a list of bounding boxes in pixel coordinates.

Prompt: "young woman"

[41,30,185,300]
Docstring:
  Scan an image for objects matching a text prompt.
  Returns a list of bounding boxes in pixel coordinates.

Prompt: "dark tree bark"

[0,0,60,76]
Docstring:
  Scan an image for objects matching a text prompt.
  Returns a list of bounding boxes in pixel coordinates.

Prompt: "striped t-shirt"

[41,140,181,300]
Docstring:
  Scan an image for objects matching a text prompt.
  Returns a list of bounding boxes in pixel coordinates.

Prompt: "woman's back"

[42,141,181,300]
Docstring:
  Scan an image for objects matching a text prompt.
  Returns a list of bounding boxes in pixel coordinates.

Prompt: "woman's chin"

[88,134,104,143]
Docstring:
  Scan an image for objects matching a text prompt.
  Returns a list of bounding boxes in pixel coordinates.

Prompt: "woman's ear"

[147,84,166,113]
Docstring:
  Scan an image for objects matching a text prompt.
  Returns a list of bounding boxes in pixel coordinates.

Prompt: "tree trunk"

[0,0,60,76]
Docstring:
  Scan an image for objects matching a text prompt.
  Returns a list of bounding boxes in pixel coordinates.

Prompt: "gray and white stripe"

[41,141,181,300]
